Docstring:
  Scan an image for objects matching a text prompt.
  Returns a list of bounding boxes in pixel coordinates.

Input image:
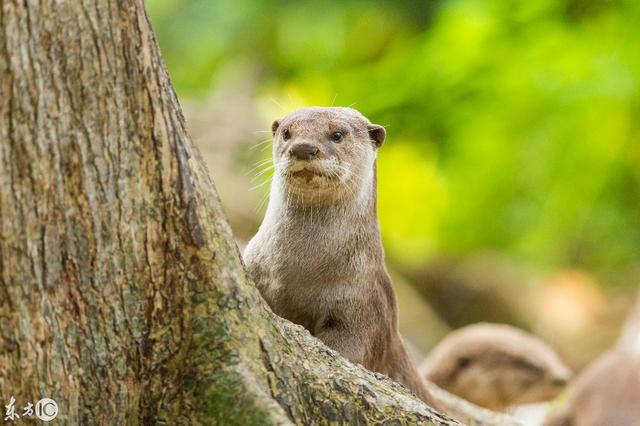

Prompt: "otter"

[544,294,640,426]
[543,350,640,426]
[243,107,435,405]
[420,323,571,411]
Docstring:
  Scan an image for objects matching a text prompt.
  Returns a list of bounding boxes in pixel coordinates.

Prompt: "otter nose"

[290,143,319,160]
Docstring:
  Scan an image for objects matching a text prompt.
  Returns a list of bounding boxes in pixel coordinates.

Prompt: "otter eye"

[330,131,343,142]
[457,357,472,368]
[282,129,291,140]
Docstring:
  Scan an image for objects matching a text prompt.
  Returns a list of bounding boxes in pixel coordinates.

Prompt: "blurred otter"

[544,294,640,426]
[544,351,640,426]
[243,107,436,406]
[420,323,571,411]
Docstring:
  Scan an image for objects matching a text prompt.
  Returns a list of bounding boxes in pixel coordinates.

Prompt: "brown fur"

[243,107,435,405]
[544,295,640,426]
[544,351,640,426]
[420,323,571,411]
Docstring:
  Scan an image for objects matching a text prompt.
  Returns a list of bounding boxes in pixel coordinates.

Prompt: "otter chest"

[262,233,365,333]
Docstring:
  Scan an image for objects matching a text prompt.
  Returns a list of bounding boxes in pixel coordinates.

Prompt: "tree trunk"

[0,1,516,424]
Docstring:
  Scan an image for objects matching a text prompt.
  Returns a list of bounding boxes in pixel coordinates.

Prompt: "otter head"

[271,107,385,205]
[422,323,572,411]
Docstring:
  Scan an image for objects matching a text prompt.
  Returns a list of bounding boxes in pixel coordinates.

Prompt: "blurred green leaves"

[148,0,640,286]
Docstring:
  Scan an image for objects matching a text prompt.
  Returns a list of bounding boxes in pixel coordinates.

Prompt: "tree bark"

[0,1,516,424]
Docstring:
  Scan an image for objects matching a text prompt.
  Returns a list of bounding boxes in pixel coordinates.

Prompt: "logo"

[35,398,58,421]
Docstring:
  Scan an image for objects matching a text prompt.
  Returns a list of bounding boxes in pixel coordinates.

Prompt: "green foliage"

[148,0,640,286]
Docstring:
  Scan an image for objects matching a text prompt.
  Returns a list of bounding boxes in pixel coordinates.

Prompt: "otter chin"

[243,107,439,409]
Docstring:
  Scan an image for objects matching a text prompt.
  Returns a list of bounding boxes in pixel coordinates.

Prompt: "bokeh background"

[147,0,640,368]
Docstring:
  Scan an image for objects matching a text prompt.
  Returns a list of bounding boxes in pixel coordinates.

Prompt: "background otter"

[243,107,435,405]
[544,293,640,426]
[420,323,571,411]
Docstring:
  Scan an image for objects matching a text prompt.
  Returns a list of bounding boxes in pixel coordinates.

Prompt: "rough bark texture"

[0,1,517,424]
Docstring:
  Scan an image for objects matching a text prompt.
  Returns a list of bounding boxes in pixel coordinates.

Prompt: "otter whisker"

[339,177,358,202]
[248,138,273,151]
[296,186,303,212]
[251,164,276,182]
[322,166,356,203]
[249,157,272,167]
[270,97,284,111]
[255,189,270,213]
[331,164,359,201]
[249,178,273,192]
[284,184,293,215]
[245,158,273,176]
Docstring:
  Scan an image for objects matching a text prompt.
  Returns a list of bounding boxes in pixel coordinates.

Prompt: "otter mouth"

[292,169,320,179]
[285,167,335,183]
[279,159,343,187]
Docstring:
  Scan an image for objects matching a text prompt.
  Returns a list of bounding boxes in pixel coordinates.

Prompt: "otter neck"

[264,164,383,256]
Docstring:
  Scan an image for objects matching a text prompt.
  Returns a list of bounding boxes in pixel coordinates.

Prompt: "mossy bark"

[0,1,515,425]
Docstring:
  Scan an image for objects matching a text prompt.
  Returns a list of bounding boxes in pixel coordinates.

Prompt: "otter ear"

[368,124,386,148]
[272,120,280,136]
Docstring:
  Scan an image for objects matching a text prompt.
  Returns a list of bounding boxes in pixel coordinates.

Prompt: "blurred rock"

[401,253,633,370]
[529,269,617,367]
[402,252,532,329]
